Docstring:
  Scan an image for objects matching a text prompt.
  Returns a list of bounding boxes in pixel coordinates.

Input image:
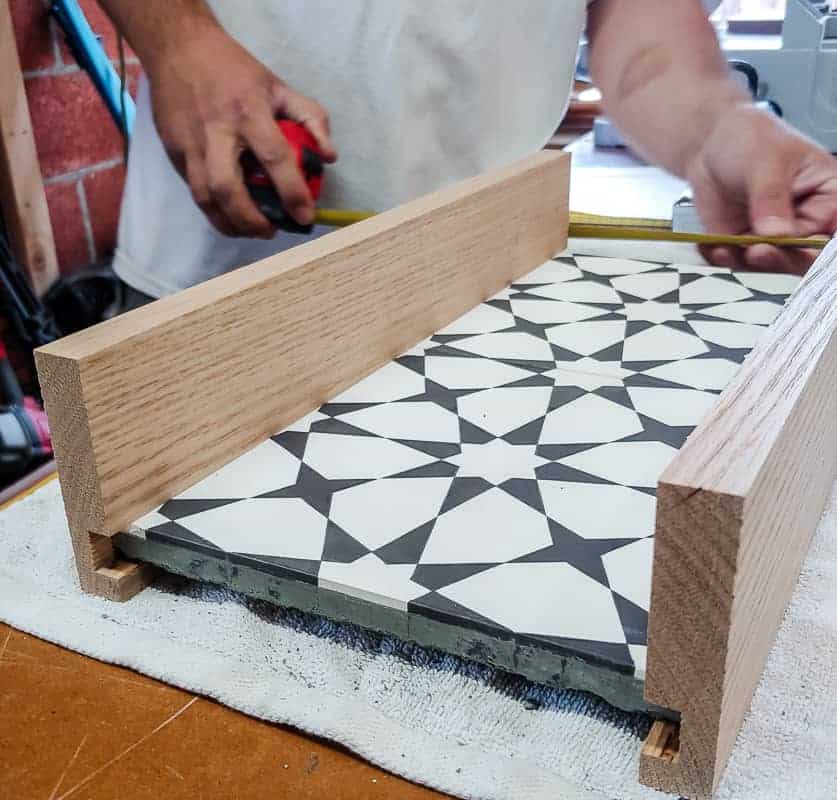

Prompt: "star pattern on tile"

[134,256,799,678]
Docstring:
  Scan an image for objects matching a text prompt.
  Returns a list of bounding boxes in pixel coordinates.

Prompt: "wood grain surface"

[641,240,837,798]
[0,623,448,800]
[36,151,569,539]
[0,0,59,296]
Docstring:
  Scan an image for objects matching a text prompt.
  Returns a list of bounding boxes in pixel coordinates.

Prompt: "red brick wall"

[9,0,142,275]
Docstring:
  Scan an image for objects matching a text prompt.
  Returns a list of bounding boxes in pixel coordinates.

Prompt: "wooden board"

[0,0,59,296]
[640,240,837,799]
[35,150,570,595]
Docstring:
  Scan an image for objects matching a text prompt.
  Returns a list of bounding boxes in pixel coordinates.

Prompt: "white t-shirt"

[114,1,587,297]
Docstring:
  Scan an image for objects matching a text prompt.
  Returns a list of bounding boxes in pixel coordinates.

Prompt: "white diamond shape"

[438,303,515,335]
[526,280,621,304]
[679,276,752,304]
[611,272,678,300]
[176,440,299,500]
[319,554,427,610]
[622,325,708,362]
[546,320,626,356]
[329,477,451,550]
[734,271,800,295]
[628,386,717,427]
[624,301,684,324]
[689,320,766,349]
[439,563,627,642]
[421,487,551,564]
[509,298,604,325]
[340,402,459,442]
[602,538,656,610]
[425,356,532,389]
[518,259,583,283]
[560,441,679,487]
[700,300,783,325]
[539,482,656,540]
[450,440,548,484]
[333,361,425,403]
[304,434,435,479]
[452,331,554,361]
[457,386,552,436]
[178,498,326,559]
[541,393,642,444]
[642,358,740,391]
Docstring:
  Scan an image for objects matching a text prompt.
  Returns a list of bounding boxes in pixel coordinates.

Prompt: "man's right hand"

[144,20,336,238]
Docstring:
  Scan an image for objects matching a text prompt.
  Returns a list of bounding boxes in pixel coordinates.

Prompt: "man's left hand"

[686,105,837,274]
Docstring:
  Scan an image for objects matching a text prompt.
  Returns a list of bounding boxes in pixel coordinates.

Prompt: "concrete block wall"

[9,0,141,275]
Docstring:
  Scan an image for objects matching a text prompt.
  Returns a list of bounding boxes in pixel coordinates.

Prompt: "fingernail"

[756,216,794,237]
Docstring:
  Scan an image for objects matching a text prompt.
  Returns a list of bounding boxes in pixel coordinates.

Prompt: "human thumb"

[746,158,796,237]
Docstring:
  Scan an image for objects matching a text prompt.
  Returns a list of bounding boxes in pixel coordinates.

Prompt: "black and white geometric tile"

[126,253,799,681]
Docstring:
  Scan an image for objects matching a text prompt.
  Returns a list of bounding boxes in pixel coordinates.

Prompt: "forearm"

[587,0,750,177]
[98,0,221,75]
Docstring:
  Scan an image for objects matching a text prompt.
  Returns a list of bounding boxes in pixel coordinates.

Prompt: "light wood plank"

[641,240,837,799]
[0,0,59,296]
[36,150,569,545]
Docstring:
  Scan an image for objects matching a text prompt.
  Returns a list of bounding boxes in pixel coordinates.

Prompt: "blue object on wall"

[50,0,135,140]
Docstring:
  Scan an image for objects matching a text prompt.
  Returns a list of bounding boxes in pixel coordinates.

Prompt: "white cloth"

[1,477,835,800]
[114,1,586,297]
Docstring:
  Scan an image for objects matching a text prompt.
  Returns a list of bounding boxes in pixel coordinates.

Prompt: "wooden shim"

[36,151,569,545]
[641,239,837,799]
[0,0,59,296]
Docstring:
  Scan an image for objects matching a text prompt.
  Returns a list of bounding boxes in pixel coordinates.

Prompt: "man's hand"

[99,1,335,238]
[686,106,837,274]
[588,0,836,273]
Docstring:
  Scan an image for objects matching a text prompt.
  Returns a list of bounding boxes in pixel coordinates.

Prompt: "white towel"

[1,476,835,800]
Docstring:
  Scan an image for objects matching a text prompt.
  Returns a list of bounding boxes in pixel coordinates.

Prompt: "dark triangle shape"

[158,497,240,520]
[535,461,611,484]
[614,291,646,305]
[409,591,512,638]
[537,443,600,461]
[624,372,690,390]
[439,477,493,514]
[146,520,224,557]
[271,430,308,459]
[410,563,494,591]
[502,416,546,446]
[593,385,634,409]
[502,374,554,389]
[422,379,460,413]
[318,402,376,417]
[678,272,705,286]
[321,521,369,563]
[499,478,545,513]
[590,341,623,362]
[388,461,459,479]
[459,418,495,444]
[310,417,377,437]
[396,354,426,375]
[548,384,587,411]
[620,360,672,373]
[393,439,460,459]
[230,552,320,584]
[550,343,587,362]
[662,319,699,336]
[611,590,650,646]
[512,318,551,340]
[624,320,656,338]
[375,520,435,564]
[654,289,680,304]
[485,298,513,313]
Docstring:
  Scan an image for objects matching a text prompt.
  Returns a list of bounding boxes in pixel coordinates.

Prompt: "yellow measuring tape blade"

[314,207,828,250]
